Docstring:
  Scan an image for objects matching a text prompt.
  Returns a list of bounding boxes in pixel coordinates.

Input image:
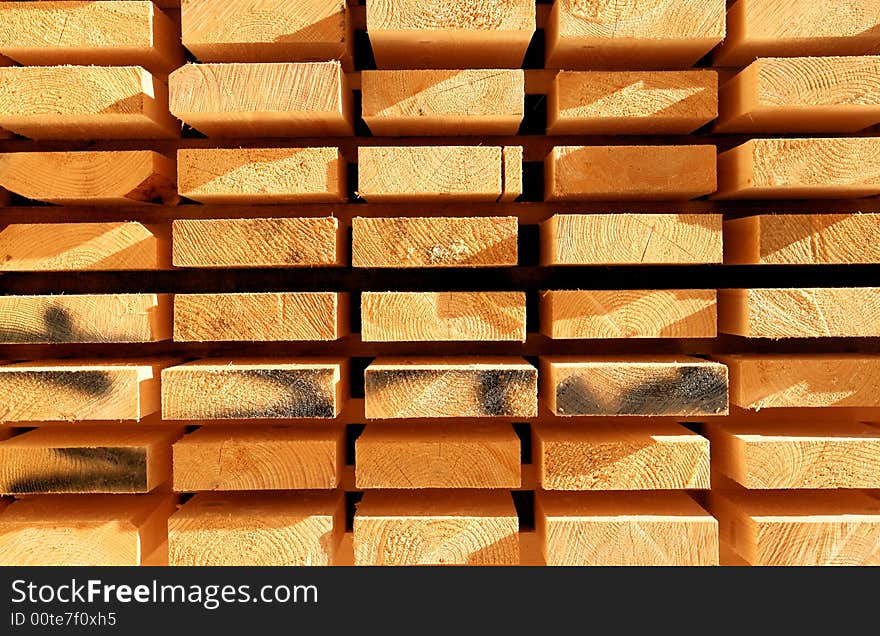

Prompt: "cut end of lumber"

[364,356,538,419]
[352,216,518,268]
[541,355,729,416]
[161,358,348,420]
[356,422,521,489]
[537,491,719,566]
[545,145,717,201]
[354,490,519,565]
[541,213,723,265]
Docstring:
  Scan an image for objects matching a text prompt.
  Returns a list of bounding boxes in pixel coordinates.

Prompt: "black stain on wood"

[214,369,336,418]
[5,447,148,494]
[0,306,98,343]
[618,367,728,416]
[8,370,114,397]
[556,366,728,416]
[555,374,602,415]
[477,369,534,416]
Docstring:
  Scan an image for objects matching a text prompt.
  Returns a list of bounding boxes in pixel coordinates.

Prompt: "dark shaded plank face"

[3,447,148,494]
[555,365,728,416]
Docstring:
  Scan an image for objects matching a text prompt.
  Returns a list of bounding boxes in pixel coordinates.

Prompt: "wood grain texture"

[352,216,518,268]
[364,357,537,419]
[711,489,880,566]
[172,217,342,268]
[178,147,346,203]
[706,421,880,489]
[181,0,352,66]
[719,354,880,410]
[545,145,717,201]
[0,222,169,272]
[724,214,880,265]
[168,61,352,137]
[537,491,718,566]
[366,0,534,69]
[0,494,175,566]
[545,0,725,69]
[361,292,525,342]
[0,65,179,139]
[717,57,880,133]
[354,490,519,565]
[718,287,880,337]
[169,491,344,566]
[0,426,180,495]
[715,0,880,66]
[0,151,177,206]
[0,294,171,343]
[535,422,710,490]
[716,138,880,199]
[0,1,183,72]
[173,425,343,491]
[357,145,519,202]
[173,292,347,342]
[0,359,166,422]
[548,70,718,134]
[161,358,347,420]
[541,355,729,416]
[541,213,723,265]
[362,69,524,135]
[355,422,520,489]
[541,289,716,339]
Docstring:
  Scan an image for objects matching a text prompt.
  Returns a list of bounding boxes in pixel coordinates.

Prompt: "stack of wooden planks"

[1,0,880,567]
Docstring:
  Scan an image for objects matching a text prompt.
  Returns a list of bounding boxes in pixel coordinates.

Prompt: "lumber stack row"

[2,0,880,568]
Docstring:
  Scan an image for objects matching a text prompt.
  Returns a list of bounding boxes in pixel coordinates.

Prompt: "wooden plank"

[541,355,729,416]
[364,357,537,419]
[361,291,526,342]
[0,1,184,72]
[178,147,346,204]
[0,294,171,343]
[541,213,723,265]
[0,222,169,272]
[174,292,347,342]
[169,491,344,566]
[724,214,880,265]
[0,65,179,139]
[706,421,880,489]
[352,216,518,268]
[0,359,167,422]
[545,0,725,70]
[714,0,880,66]
[717,57,880,133]
[545,145,716,201]
[0,426,180,495]
[540,289,717,339]
[0,494,175,566]
[357,145,520,202]
[500,145,523,203]
[548,70,718,135]
[361,69,524,135]
[718,288,880,337]
[719,354,880,410]
[172,217,342,268]
[173,425,343,491]
[537,491,718,566]
[354,490,519,565]
[168,61,352,137]
[181,0,352,66]
[0,151,177,206]
[161,358,347,420]
[366,0,534,69]
[710,489,880,566]
[355,423,520,489]
[535,421,710,491]
[715,138,880,199]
